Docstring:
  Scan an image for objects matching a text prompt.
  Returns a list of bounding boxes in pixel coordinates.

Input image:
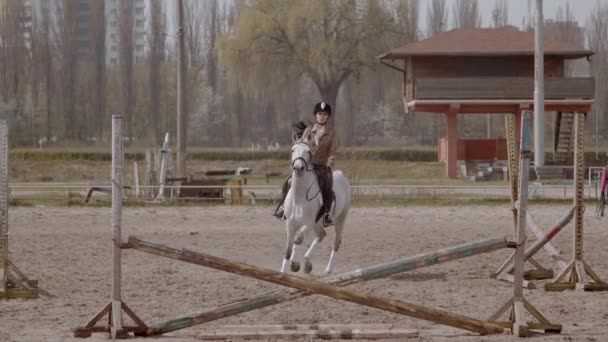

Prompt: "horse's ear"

[291,131,299,143]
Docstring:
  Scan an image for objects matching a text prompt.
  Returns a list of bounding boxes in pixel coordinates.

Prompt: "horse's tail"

[291,120,311,140]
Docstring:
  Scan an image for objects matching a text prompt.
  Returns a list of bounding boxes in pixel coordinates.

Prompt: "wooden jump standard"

[546,113,608,291]
[74,115,511,338]
[134,236,510,337]
[0,120,39,299]
[127,236,507,336]
[495,112,608,291]
[489,112,562,337]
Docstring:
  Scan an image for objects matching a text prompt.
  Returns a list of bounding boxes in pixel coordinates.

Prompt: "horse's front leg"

[303,223,327,274]
[325,217,344,274]
[280,220,297,273]
[289,225,310,272]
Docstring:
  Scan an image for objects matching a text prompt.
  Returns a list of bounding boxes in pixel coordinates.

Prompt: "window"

[136,44,144,53]
[136,20,144,27]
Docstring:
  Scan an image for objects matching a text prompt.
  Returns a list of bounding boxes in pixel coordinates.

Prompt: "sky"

[418,0,608,33]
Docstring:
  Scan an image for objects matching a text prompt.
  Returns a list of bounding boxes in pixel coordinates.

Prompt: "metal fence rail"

[6,181,604,204]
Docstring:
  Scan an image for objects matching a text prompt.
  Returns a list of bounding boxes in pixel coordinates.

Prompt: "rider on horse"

[274,101,336,226]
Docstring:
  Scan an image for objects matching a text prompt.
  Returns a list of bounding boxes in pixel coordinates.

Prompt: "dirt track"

[1,205,608,341]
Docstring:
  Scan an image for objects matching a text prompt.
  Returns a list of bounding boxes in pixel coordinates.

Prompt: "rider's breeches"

[313,164,333,214]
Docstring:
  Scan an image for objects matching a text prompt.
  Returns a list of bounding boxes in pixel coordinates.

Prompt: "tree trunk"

[318,84,340,128]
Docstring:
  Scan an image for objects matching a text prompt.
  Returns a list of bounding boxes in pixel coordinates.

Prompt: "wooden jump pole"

[134,236,510,336]
[490,111,561,336]
[525,210,570,271]
[127,236,507,336]
[74,115,148,338]
[494,206,573,286]
[197,325,419,340]
[546,112,608,291]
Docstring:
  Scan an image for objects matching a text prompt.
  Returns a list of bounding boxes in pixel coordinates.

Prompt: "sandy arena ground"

[1,205,608,342]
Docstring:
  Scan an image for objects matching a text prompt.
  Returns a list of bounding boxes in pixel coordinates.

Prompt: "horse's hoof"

[290,262,300,272]
[304,259,313,274]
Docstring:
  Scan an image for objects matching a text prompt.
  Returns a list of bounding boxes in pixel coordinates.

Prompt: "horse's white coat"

[280,139,351,274]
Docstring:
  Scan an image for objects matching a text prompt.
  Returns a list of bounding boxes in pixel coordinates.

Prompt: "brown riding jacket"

[302,123,336,168]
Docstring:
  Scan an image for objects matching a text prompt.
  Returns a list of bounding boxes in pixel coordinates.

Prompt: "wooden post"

[546,113,608,291]
[0,121,7,295]
[512,111,531,336]
[128,236,507,336]
[140,236,509,336]
[0,120,38,300]
[446,105,459,178]
[155,133,169,201]
[111,115,126,338]
[504,113,519,236]
[134,161,140,198]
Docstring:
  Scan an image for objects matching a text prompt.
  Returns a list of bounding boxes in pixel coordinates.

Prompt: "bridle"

[291,141,320,201]
[291,141,313,172]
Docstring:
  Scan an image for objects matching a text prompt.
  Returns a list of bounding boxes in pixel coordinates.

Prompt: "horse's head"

[290,139,312,177]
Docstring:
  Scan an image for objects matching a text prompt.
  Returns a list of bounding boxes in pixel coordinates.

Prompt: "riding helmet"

[313,102,332,116]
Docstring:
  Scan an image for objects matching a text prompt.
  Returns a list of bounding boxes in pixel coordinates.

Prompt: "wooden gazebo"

[379,28,594,178]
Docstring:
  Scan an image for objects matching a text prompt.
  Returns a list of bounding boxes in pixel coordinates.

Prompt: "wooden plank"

[0,288,38,299]
[414,77,594,100]
[142,237,509,336]
[512,301,529,337]
[197,328,419,340]
[128,237,506,335]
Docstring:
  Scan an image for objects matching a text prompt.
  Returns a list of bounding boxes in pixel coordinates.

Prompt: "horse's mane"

[291,120,312,140]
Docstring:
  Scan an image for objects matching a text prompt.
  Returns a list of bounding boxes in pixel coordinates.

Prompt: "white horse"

[280,136,351,274]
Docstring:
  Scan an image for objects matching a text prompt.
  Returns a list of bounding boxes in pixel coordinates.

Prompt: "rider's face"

[315,111,330,125]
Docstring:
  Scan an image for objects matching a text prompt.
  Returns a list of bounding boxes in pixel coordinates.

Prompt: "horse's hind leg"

[303,224,326,274]
[280,221,297,273]
[325,217,344,274]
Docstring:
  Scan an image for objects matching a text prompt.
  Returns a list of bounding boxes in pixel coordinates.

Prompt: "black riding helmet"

[313,102,332,117]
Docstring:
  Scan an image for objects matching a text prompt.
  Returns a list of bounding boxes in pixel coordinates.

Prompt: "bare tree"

[453,0,481,29]
[118,0,135,141]
[31,0,55,142]
[89,0,106,141]
[587,1,608,141]
[491,0,509,28]
[54,0,80,141]
[427,0,447,37]
[393,0,419,44]
[0,1,29,112]
[148,0,166,144]
[552,3,581,46]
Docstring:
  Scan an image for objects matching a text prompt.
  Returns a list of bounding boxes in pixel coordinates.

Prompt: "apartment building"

[106,0,148,64]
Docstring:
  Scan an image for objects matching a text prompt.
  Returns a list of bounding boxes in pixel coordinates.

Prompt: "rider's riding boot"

[323,212,334,226]
[273,206,285,219]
